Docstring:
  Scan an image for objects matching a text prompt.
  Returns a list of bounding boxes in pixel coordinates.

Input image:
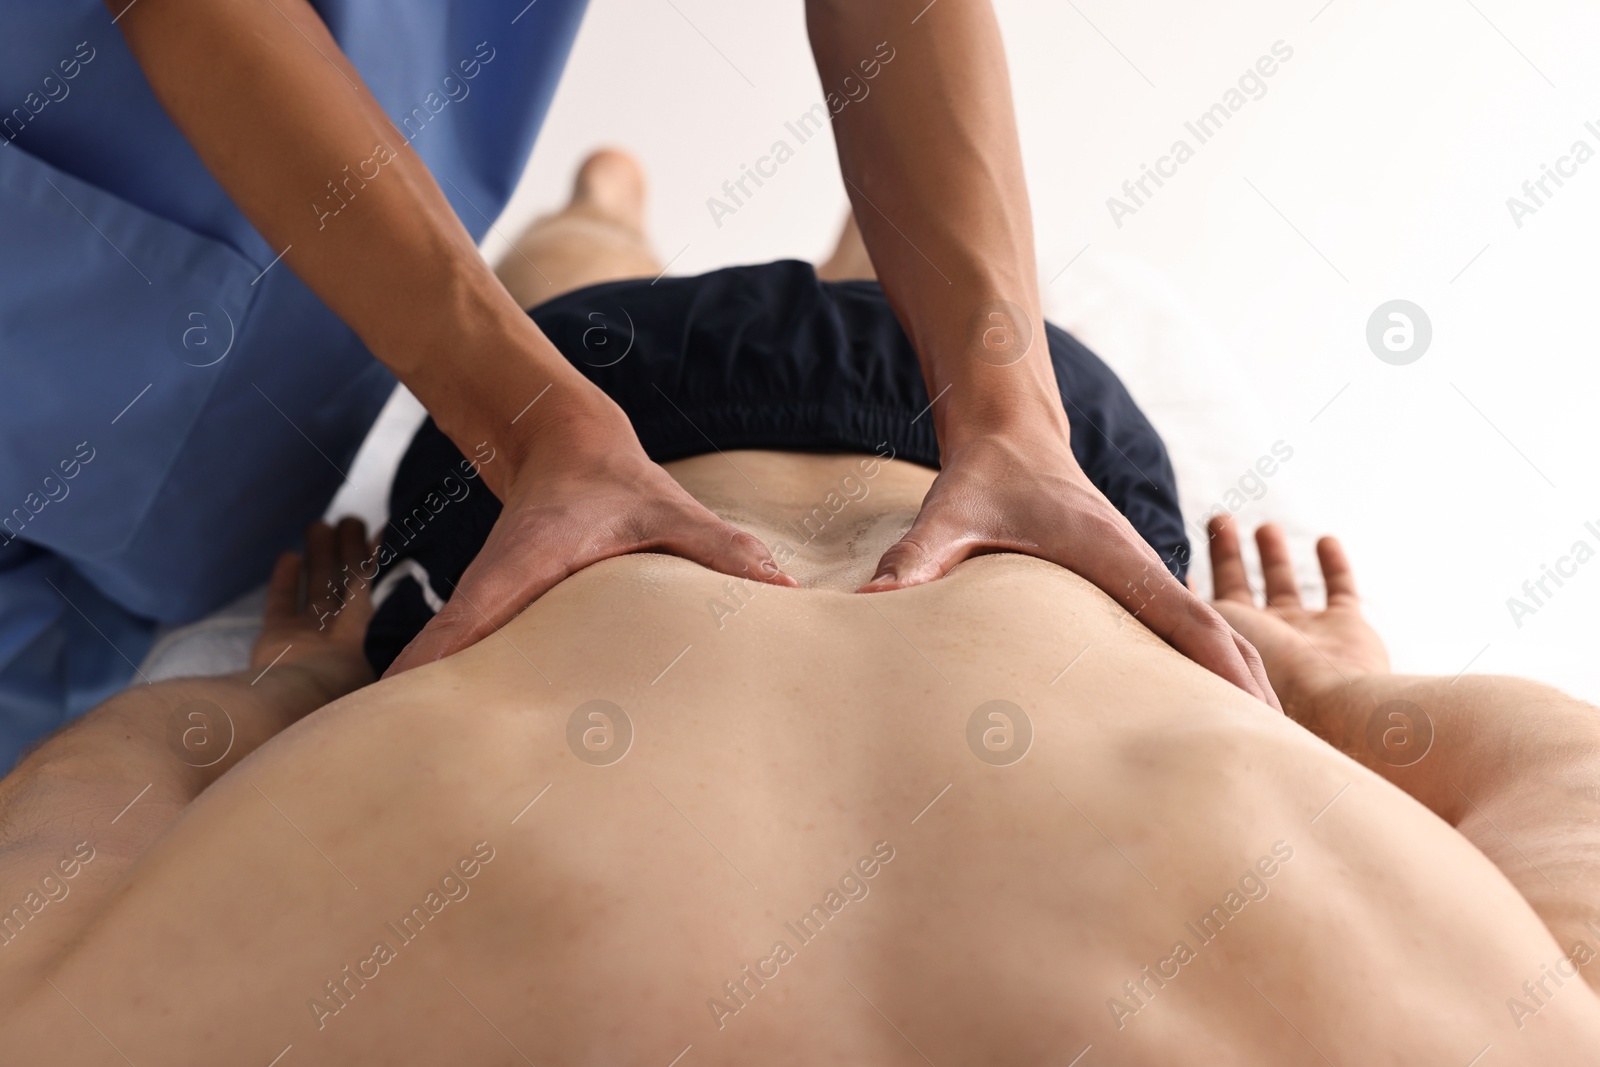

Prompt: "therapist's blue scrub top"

[0,0,588,766]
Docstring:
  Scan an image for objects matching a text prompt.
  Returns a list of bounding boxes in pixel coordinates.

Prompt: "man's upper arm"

[0,734,183,984]
[0,670,322,982]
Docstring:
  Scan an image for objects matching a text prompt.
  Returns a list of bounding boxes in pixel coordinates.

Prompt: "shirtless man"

[2,156,1598,1066]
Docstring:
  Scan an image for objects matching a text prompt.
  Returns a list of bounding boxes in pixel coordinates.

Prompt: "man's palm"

[1206,516,1389,708]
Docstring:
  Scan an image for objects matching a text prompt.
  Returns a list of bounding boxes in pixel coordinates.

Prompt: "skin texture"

[1,454,1599,1066]
[103,0,1273,706]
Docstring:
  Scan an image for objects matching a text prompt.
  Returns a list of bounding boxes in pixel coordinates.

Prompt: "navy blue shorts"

[363,261,1188,673]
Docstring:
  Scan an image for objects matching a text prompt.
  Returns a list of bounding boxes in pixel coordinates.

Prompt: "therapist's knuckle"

[1066,507,1122,553]
[428,604,477,637]
[726,527,765,557]
[1236,634,1266,670]
[508,498,559,526]
[1156,593,1201,635]
[605,506,654,547]
[1186,600,1233,646]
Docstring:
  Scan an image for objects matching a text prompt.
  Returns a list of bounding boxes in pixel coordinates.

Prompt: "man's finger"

[305,521,336,614]
[332,517,375,624]
[335,516,367,571]
[1317,536,1359,605]
[1254,524,1301,609]
[1206,515,1254,604]
[265,552,302,621]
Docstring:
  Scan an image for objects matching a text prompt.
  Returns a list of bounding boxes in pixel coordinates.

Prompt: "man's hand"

[862,430,1281,710]
[0,518,384,946]
[1207,515,1389,719]
[253,517,377,700]
[384,402,795,676]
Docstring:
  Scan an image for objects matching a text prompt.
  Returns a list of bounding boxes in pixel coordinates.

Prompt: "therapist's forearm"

[108,0,597,477]
[805,0,1062,449]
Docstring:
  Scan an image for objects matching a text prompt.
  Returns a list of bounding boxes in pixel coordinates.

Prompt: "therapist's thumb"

[382,536,568,677]
[857,514,966,593]
[384,600,477,677]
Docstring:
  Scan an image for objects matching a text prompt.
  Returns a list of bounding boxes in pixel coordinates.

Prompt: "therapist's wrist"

[913,301,1068,446]
[445,374,628,499]
[371,249,568,400]
[930,359,1071,454]
[940,377,1066,430]
[445,359,640,501]
[382,278,621,479]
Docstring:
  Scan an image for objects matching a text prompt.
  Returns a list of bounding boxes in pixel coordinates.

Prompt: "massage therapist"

[0,0,1274,768]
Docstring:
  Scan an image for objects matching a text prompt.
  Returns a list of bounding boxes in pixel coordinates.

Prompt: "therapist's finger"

[384,504,790,677]
[1117,566,1278,710]
[384,520,565,677]
[1028,504,1275,709]
[857,510,967,591]
[1233,629,1282,714]
[1079,510,1276,709]
[645,501,800,589]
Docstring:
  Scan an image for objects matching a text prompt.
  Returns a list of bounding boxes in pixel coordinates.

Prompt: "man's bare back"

[2,451,1597,1066]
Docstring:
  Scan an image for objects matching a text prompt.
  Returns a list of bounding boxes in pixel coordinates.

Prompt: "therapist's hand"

[859,423,1281,711]
[384,398,796,676]
[806,0,1268,709]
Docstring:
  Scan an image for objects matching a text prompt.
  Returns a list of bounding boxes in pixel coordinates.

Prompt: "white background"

[486,0,1599,700]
